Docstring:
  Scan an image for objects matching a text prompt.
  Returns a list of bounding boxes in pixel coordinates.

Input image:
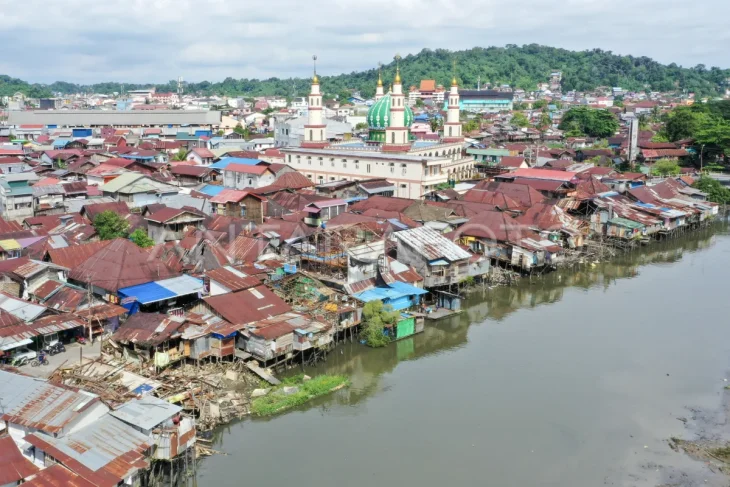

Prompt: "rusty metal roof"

[0,369,103,435]
[25,413,150,487]
[393,226,471,262]
[203,285,291,326]
[112,312,185,347]
[68,239,179,293]
[110,395,181,431]
[20,464,96,487]
[48,240,111,269]
[206,266,260,292]
[75,303,128,321]
[0,435,39,484]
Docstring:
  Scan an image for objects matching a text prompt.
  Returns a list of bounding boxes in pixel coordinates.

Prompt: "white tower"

[383,55,411,152]
[301,55,328,149]
[443,60,463,143]
[375,63,385,101]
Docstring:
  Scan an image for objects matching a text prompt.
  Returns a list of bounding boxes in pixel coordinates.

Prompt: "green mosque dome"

[366,93,414,142]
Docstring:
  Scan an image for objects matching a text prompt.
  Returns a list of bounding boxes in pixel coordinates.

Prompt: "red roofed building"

[201,285,292,326]
[186,147,216,165]
[496,167,579,183]
[210,189,266,222]
[223,163,276,189]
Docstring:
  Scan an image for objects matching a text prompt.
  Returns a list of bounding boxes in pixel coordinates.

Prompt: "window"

[307,174,312,179]
[307,157,311,165]
[320,129,324,140]
[342,159,347,168]
[237,174,242,183]
[401,163,407,175]
[354,160,359,170]
[330,158,335,167]
[296,155,301,164]
[248,178,253,185]
[309,129,313,140]
[391,132,395,144]
[330,177,336,181]
[366,164,371,173]
[319,157,323,166]
[389,162,394,174]
[288,154,292,163]
[449,126,452,136]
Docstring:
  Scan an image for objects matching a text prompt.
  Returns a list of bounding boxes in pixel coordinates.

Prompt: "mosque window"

[391,133,395,144]
[309,130,313,140]
[449,126,452,136]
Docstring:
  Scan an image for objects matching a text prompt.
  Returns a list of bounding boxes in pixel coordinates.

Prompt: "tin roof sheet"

[0,435,39,484]
[0,369,101,434]
[393,226,470,262]
[110,395,181,430]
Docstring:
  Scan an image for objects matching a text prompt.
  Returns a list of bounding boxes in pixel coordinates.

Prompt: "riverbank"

[196,224,730,487]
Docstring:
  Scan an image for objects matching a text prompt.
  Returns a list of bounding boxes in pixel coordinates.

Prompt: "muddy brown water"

[198,221,730,487]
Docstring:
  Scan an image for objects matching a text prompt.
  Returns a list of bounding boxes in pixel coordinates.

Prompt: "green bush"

[251,375,350,416]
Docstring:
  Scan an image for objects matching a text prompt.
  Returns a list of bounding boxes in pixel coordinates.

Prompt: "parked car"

[11,347,37,367]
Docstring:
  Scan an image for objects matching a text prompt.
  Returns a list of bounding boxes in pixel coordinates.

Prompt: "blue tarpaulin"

[354,281,428,311]
[118,275,204,314]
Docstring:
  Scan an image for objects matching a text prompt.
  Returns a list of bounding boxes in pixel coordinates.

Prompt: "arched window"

[391,132,395,144]
[320,129,324,140]
[309,129,313,140]
[449,127,452,136]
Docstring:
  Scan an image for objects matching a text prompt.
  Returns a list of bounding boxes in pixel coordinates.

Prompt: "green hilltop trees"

[558,107,619,138]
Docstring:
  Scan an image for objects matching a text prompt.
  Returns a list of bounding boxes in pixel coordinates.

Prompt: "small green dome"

[366,93,414,131]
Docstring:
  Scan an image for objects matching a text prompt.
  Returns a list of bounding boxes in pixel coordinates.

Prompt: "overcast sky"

[1,0,726,84]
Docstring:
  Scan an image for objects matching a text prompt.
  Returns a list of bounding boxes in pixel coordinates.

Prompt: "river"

[198,221,730,487]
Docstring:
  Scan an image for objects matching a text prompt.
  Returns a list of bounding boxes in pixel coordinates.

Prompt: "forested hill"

[2,45,728,99]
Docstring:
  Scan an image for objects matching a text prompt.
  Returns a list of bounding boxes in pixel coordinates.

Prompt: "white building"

[282,62,472,198]
[223,163,276,189]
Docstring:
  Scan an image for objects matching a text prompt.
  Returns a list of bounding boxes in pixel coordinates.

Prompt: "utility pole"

[700,143,705,173]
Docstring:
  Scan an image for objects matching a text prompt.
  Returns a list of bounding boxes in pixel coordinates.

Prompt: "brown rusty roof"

[206,266,260,292]
[0,435,39,484]
[21,464,96,487]
[68,239,179,292]
[82,201,130,221]
[112,312,185,346]
[203,285,291,326]
[48,240,111,269]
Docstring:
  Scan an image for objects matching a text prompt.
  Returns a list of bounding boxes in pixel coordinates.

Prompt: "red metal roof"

[507,168,578,182]
[203,285,291,326]
[228,235,268,263]
[225,163,271,175]
[68,239,179,292]
[206,267,260,291]
[81,201,130,221]
[22,464,96,487]
[0,435,40,484]
[210,188,248,204]
[145,206,205,224]
[48,240,111,269]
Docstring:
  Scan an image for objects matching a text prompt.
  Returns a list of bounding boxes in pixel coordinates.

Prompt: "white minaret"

[301,55,328,149]
[383,55,411,151]
[375,63,384,101]
[443,59,463,142]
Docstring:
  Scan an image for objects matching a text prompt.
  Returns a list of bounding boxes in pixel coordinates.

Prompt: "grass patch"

[251,374,350,416]
[710,446,730,462]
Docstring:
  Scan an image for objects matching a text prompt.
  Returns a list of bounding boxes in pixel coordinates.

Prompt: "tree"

[693,175,730,204]
[650,159,681,176]
[429,117,443,133]
[361,300,400,347]
[171,149,189,162]
[93,211,129,240]
[532,100,547,110]
[355,122,369,131]
[558,107,619,138]
[415,98,425,108]
[129,228,155,248]
[337,90,351,102]
[233,123,246,135]
[638,114,650,131]
[511,112,529,128]
[664,106,705,141]
[463,119,479,133]
[536,112,552,132]
[613,99,624,108]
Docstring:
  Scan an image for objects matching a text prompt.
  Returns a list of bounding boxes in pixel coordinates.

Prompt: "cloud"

[0,0,726,84]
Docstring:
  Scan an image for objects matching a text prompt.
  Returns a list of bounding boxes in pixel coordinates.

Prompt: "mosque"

[281,57,474,199]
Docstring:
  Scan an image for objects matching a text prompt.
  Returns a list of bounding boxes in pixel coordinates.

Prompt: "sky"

[1,0,727,85]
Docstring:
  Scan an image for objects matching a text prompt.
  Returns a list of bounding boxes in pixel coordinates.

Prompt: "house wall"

[209,280,231,296]
[223,170,275,190]
[241,195,264,223]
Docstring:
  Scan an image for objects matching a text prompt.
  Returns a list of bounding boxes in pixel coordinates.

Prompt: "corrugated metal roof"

[0,370,101,434]
[25,414,150,487]
[118,275,203,305]
[206,266,260,292]
[0,435,39,484]
[393,226,471,262]
[0,292,47,322]
[20,464,96,487]
[203,285,291,326]
[110,395,181,431]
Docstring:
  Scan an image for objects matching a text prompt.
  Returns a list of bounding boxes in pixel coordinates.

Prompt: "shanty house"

[393,226,472,288]
[110,395,195,461]
[0,370,110,461]
[23,413,151,487]
[145,207,206,243]
[223,163,276,190]
[100,173,179,208]
[210,189,267,222]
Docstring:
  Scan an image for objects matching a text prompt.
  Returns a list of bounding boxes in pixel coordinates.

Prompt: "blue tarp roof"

[198,184,225,197]
[119,275,204,305]
[354,281,428,303]
[52,138,70,148]
[119,282,176,304]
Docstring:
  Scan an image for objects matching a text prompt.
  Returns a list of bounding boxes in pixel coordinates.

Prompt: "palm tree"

[171,149,189,162]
